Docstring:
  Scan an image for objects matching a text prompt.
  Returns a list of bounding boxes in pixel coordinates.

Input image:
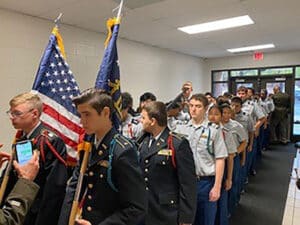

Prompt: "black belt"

[196,175,215,180]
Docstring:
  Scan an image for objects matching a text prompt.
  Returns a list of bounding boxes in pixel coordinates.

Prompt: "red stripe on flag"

[67,155,77,164]
[43,103,82,134]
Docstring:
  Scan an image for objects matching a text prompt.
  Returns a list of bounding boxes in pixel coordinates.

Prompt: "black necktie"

[148,137,155,149]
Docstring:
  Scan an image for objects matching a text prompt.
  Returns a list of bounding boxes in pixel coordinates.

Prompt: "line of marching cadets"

[0,82,274,225]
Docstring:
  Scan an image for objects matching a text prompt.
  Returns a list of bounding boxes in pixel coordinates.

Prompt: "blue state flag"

[95,18,122,131]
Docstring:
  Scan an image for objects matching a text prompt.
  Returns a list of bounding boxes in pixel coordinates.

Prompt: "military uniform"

[0,178,39,225]
[242,99,266,121]
[235,111,254,139]
[223,119,247,215]
[58,128,146,225]
[242,99,266,175]
[266,97,275,113]
[221,125,237,155]
[167,116,187,131]
[175,119,228,225]
[260,98,274,150]
[215,125,237,225]
[259,99,270,115]
[234,110,254,197]
[121,114,143,140]
[139,127,197,225]
[3,122,68,225]
[271,91,290,142]
[223,119,248,148]
[176,110,190,123]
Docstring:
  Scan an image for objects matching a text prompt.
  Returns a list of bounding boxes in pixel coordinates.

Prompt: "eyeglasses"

[6,109,34,118]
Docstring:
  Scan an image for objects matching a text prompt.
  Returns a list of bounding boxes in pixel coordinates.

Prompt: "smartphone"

[15,140,33,165]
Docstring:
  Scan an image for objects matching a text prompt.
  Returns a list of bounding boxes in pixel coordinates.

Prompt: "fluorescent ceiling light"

[227,44,275,53]
[178,15,254,34]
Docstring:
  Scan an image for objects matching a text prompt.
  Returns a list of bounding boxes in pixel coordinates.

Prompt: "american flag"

[95,18,122,131]
[32,27,84,164]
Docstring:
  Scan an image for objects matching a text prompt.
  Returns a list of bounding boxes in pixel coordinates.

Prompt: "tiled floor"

[282,150,300,225]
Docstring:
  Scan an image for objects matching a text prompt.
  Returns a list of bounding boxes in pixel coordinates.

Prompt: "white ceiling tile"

[1,0,300,58]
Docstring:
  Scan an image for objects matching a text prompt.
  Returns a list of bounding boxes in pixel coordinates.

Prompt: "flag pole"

[54,13,63,28]
[116,0,124,19]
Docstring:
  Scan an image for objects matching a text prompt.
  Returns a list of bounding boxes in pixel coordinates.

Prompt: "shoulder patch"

[169,131,187,140]
[131,118,139,125]
[41,129,57,140]
[176,120,188,125]
[114,134,134,149]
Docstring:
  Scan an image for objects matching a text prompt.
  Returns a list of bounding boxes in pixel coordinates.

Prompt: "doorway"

[229,75,293,141]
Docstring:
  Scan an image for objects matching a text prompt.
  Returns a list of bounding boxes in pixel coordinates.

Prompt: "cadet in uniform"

[58,89,146,225]
[0,151,39,225]
[238,87,265,176]
[175,94,228,225]
[230,96,254,198]
[179,81,193,117]
[221,104,247,215]
[205,92,216,115]
[207,105,237,225]
[121,92,143,139]
[6,92,68,225]
[136,92,157,114]
[139,101,197,225]
[271,85,290,144]
[260,89,274,150]
[166,101,187,131]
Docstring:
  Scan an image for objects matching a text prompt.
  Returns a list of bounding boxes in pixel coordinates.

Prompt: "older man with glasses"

[3,92,68,225]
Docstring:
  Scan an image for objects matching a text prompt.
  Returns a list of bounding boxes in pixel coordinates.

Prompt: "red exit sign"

[253,52,264,61]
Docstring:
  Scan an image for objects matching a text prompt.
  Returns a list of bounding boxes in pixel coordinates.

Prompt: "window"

[261,67,293,76]
[295,67,300,78]
[266,82,285,94]
[231,69,258,77]
[212,71,228,81]
[213,83,228,97]
[293,81,300,135]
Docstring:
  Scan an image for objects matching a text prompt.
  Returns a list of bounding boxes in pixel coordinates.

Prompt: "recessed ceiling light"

[227,44,275,53]
[178,15,254,34]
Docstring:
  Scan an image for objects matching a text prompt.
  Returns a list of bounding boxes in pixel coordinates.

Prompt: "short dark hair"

[143,101,167,127]
[260,89,268,95]
[220,102,232,111]
[208,104,223,114]
[139,92,156,103]
[190,93,209,107]
[73,88,114,117]
[205,92,213,97]
[223,92,232,98]
[216,96,230,106]
[231,96,243,105]
[247,87,255,95]
[237,86,247,93]
[166,101,181,110]
[121,92,133,110]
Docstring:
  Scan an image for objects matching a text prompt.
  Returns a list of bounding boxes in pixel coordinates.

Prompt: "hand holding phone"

[13,151,39,181]
[15,140,34,165]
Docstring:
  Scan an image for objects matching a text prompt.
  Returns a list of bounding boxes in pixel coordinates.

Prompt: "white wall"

[204,51,300,91]
[0,9,205,148]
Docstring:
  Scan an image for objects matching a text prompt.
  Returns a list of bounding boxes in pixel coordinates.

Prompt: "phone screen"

[15,140,33,165]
